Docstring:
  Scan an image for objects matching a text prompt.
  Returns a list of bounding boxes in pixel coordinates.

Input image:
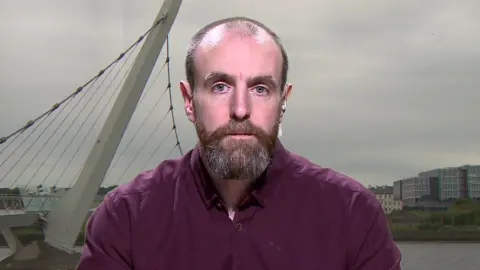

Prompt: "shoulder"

[79,152,192,268]
[101,151,191,216]
[286,150,380,211]
[284,151,398,263]
[283,150,385,236]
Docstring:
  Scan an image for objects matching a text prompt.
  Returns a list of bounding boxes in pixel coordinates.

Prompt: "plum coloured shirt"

[77,141,401,270]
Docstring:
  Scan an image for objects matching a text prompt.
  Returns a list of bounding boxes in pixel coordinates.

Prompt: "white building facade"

[370,186,403,214]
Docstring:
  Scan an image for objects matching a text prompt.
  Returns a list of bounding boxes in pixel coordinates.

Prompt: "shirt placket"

[231,206,257,270]
[232,218,247,270]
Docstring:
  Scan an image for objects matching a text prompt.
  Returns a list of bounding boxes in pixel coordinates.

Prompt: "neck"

[212,179,253,210]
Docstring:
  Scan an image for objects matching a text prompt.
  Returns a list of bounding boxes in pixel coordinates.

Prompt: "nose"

[230,87,251,121]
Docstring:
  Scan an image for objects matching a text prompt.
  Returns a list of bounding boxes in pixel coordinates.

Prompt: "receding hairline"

[185,17,289,90]
[189,16,279,49]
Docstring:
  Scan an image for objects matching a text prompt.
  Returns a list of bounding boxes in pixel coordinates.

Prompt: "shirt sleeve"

[347,191,402,270]
[76,190,133,270]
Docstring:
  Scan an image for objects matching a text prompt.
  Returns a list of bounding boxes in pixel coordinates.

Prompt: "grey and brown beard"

[195,114,280,182]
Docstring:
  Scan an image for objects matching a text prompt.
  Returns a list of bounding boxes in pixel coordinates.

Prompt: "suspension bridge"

[0,0,183,268]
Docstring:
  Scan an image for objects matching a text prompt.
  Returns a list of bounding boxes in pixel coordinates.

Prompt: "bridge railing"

[0,194,23,211]
[0,194,61,213]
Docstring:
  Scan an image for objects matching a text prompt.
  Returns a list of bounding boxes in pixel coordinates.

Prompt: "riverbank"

[392,229,480,242]
[2,229,480,247]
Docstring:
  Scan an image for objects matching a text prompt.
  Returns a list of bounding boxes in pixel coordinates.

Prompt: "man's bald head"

[185,17,289,91]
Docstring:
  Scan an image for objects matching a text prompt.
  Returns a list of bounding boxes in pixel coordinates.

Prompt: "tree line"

[422,198,480,227]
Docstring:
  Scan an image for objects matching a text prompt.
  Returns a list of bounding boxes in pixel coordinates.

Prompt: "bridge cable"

[14,42,139,207]
[49,46,141,188]
[103,58,169,181]
[68,48,171,188]
[2,15,182,190]
[113,116,173,186]
[0,14,168,146]
[140,129,177,172]
[15,79,99,189]
[137,37,183,173]
[65,54,144,188]
[166,36,183,156]
[0,132,21,156]
[109,35,183,186]
[0,111,63,184]
[20,62,120,189]
[12,73,109,206]
[51,46,141,188]
[1,32,148,188]
[7,61,132,188]
[7,81,95,188]
[0,74,103,180]
[0,112,52,173]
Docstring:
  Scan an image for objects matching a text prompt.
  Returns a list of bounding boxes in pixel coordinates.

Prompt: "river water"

[1,243,479,269]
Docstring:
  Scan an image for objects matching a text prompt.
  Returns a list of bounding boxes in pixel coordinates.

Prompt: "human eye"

[252,85,269,96]
[212,83,229,93]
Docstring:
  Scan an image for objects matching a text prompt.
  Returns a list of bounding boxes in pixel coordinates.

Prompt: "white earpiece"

[281,101,287,113]
[278,101,286,138]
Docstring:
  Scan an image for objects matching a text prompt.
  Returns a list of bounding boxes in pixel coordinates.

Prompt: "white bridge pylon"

[0,0,183,262]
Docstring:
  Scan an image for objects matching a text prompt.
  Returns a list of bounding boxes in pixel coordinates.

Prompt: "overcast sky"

[0,0,479,188]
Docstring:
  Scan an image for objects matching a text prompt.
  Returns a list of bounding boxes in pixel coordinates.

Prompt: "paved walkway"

[0,243,81,270]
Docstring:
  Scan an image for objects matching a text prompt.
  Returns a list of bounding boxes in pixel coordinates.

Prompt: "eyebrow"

[203,72,235,88]
[247,75,278,90]
[203,72,278,90]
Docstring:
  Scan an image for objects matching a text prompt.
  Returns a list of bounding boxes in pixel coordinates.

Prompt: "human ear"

[180,81,195,123]
[280,83,292,119]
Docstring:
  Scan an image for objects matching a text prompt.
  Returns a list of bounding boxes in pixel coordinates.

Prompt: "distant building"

[369,186,403,214]
[394,164,480,209]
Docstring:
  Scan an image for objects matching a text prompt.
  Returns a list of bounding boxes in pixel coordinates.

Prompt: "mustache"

[213,120,264,137]
[196,118,278,154]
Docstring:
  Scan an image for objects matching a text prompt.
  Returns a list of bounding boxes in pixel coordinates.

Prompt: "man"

[76,17,401,269]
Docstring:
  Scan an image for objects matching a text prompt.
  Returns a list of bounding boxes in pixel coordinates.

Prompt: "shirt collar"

[189,139,291,209]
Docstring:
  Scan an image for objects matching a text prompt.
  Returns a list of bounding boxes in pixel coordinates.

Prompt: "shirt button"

[235,223,243,232]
